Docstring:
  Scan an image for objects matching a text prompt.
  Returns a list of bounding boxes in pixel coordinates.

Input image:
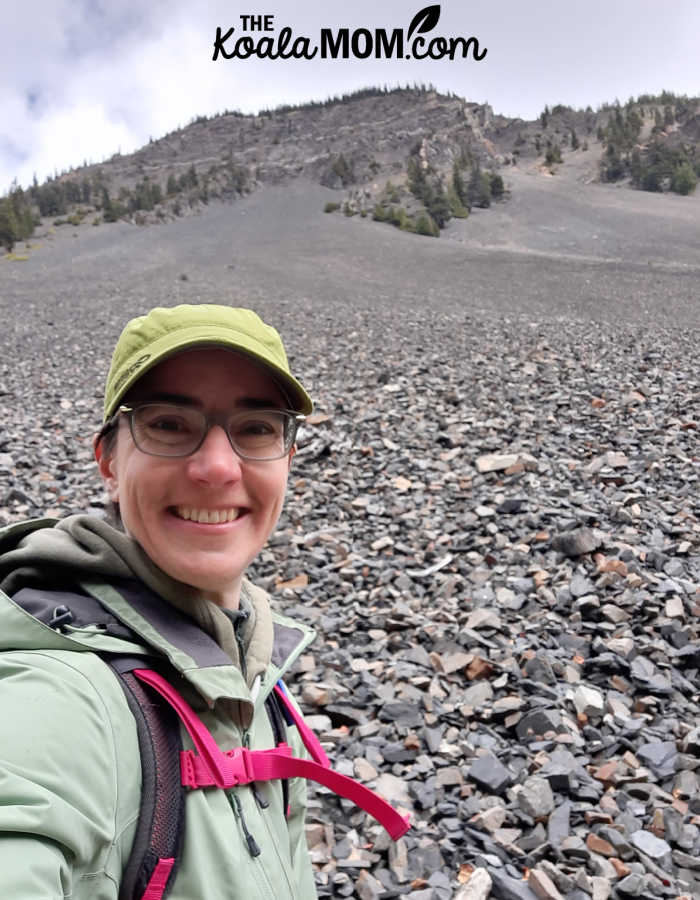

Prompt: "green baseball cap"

[103,304,312,421]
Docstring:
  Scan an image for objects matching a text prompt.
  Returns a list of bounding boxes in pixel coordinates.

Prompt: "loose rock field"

[1,184,699,899]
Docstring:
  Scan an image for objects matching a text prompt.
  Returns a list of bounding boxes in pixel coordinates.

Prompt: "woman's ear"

[287,444,296,470]
[94,434,120,502]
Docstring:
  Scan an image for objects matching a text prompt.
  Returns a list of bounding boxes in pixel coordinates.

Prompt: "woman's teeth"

[175,507,240,523]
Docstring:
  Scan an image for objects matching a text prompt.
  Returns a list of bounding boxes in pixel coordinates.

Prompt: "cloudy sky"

[2,0,698,191]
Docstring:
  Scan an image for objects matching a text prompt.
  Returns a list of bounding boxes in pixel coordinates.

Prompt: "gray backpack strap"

[107,661,186,900]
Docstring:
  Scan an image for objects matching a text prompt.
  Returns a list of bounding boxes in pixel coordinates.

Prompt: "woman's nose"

[185,425,243,485]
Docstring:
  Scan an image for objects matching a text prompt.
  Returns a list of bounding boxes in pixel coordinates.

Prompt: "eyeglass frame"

[97,402,305,461]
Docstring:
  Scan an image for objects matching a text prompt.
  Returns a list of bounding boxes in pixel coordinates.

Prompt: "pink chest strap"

[134,669,410,841]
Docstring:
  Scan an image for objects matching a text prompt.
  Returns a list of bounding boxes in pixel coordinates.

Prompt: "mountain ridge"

[1,86,698,250]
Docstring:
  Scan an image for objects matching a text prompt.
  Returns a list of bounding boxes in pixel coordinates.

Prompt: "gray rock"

[488,867,540,900]
[453,867,492,900]
[615,872,646,896]
[518,776,555,818]
[527,867,564,899]
[468,753,514,794]
[569,574,596,598]
[573,685,605,717]
[461,681,495,707]
[516,710,563,741]
[552,527,602,558]
[547,800,572,848]
[629,829,672,865]
[636,740,677,779]
[476,453,519,474]
[355,870,386,900]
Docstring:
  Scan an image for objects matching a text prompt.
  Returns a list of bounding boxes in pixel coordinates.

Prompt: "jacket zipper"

[230,790,261,857]
[228,609,271,834]
[231,606,250,683]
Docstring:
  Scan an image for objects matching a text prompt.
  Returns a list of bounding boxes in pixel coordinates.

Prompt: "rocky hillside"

[65,86,700,187]
[0,87,693,243]
[1,178,699,898]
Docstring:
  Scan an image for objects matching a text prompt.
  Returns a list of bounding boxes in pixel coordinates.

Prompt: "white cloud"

[2,0,699,190]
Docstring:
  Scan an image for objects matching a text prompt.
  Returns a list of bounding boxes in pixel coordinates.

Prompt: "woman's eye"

[149,417,189,432]
[240,420,274,435]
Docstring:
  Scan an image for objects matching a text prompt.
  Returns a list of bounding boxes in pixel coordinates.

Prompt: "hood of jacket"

[0,516,314,721]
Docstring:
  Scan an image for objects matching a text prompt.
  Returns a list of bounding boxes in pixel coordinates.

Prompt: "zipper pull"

[252,785,269,809]
[232,792,261,857]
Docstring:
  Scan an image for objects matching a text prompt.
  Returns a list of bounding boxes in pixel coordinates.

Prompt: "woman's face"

[96,348,293,607]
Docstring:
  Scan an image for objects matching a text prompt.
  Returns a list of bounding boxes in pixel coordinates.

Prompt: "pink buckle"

[180,744,295,789]
[228,747,254,785]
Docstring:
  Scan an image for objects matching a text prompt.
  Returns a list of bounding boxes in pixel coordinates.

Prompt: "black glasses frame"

[98,403,305,461]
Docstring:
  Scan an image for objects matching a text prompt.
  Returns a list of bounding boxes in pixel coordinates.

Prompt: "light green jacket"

[0,517,317,900]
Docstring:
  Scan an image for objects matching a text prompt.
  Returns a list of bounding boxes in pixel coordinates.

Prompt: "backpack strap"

[107,663,186,900]
[273,680,330,766]
[134,669,411,841]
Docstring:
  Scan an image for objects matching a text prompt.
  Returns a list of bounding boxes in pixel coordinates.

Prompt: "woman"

[0,305,327,899]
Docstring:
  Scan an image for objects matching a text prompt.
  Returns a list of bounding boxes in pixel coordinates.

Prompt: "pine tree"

[467,164,491,208]
[671,162,697,195]
[101,188,118,222]
[0,197,19,252]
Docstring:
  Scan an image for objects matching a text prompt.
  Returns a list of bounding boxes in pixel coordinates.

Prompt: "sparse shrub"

[448,181,469,217]
[385,180,400,203]
[451,161,469,209]
[488,173,504,198]
[415,214,439,237]
[387,206,413,230]
[642,168,662,192]
[467,164,491,208]
[426,182,451,227]
[101,188,121,222]
[324,202,340,213]
[601,147,625,182]
[671,162,697,195]
[331,154,354,187]
[545,144,562,166]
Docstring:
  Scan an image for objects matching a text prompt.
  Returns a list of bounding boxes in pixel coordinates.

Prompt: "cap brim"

[105,327,312,420]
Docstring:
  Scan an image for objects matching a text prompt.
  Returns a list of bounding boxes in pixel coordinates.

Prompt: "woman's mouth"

[173,506,241,524]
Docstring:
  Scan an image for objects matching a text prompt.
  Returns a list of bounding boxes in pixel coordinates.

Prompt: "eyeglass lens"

[129,403,295,459]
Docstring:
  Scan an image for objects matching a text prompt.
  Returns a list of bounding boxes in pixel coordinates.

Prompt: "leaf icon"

[407,5,441,42]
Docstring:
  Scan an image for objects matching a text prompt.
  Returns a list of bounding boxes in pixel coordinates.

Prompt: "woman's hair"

[96,425,124,529]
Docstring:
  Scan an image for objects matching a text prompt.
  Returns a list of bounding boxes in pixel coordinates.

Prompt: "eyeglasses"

[100,402,304,460]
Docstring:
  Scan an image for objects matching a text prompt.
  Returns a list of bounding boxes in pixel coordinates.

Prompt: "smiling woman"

[96,344,299,609]
[0,304,409,900]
